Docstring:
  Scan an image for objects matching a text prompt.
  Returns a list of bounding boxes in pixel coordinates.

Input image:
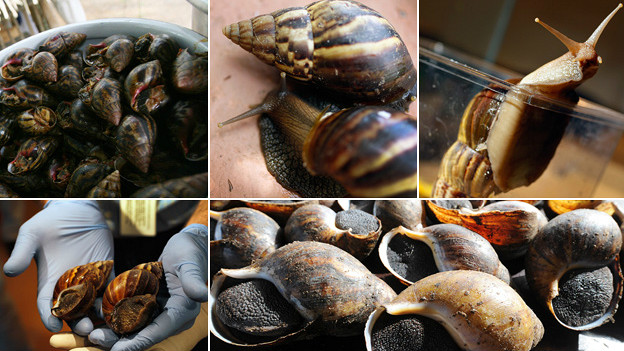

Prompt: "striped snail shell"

[102,261,163,335]
[373,200,426,232]
[378,224,510,285]
[284,204,382,259]
[433,4,622,197]
[223,0,416,107]
[525,209,623,330]
[426,200,548,259]
[51,260,113,321]
[219,82,417,197]
[210,241,396,347]
[365,270,544,351]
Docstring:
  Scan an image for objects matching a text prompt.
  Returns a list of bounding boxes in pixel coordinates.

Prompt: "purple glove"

[3,200,114,336]
[89,223,207,351]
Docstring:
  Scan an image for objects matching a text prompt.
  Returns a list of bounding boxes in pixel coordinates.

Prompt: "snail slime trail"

[371,314,460,351]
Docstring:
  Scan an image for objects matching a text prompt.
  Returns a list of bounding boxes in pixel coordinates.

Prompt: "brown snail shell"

[379,224,510,285]
[427,200,548,259]
[86,170,121,198]
[223,0,416,106]
[21,51,58,83]
[241,199,321,223]
[209,241,397,347]
[16,106,57,135]
[124,60,169,116]
[284,204,382,260]
[129,172,208,198]
[78,77,123,126]
[525,209,623,330]
[373,200,426,231]
[39,31,87,58]
[433,4,622,197]
[210,207,281,269]
[51,260,113,321]
[115,114,157,173]
[102,261,163,335]
[365,270,544,351]
[546,199,604,215]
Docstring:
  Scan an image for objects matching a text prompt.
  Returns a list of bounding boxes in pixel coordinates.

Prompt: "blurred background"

[420,0,624,196]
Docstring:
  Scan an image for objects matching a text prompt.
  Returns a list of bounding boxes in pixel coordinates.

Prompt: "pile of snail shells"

[218,0,417,198]
[0,30,207,198]
[209,199,624,351]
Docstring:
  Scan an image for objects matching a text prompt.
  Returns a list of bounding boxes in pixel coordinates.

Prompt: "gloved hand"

[50,302,208,351]
[2,200,114,336]
[89,224,208,351]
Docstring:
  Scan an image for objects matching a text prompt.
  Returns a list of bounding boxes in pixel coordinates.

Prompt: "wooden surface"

[209,0,418,198]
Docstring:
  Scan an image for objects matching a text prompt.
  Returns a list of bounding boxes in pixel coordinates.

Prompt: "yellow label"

[120,200,157,236]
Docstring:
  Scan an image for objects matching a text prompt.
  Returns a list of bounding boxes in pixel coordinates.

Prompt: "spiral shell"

[379,224,510,285]
[210,207,281,269]
[39,31,87,58]
[210,241,396,346]
[102,262,163,335]
[0,79,57,109]
[124,60,170,116]
[47,65,84,99]
[427,200,548,259]
[21,51,58,83]
[525,209,623,330]
[51,260,113,321]
[285,204,381,259]
[16,106,57,135]
[365,270,544,351]
[115,114,157,173]
[224,0,416,105]
[86,170,121,197]
[373,200,426,231]
[64,159,112,197]
[78,77,123,126]
[171,48,207,94]
[8,136,59,175]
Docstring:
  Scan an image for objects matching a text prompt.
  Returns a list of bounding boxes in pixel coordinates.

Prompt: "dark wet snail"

[525,209,623,330]
[210,241,396,347]
[426,200,548,259]
[433,4,622,197]
[365,270,544,351]
[223,0,416,107]
[219,82,418,198]
[379,224,510,285]
[210,207,281,269]
[102,261,163,335]
[51,260,113,321]
[284,204,382,259]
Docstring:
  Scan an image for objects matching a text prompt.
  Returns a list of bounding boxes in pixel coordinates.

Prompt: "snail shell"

[379,224,510,285]
[433,4,622,197]
[209,241,397,346]
[373,200,426,231]
[51,260,113,321]
[427,200,548,259]
[115,114,157,174]
[525,209,623,330]
[220,85,418,197]
[241,199,322,223]
[365,270,544,351]
[223,0,416,106]
[21,51,58,83]
[102,261,163,335]
[210,207,281,269]
[284,204,382,259]
[86,170,121,198]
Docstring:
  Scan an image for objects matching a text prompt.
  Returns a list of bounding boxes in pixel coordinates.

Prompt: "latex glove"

[3,200,114,336]
[50,302,208,351]
[90,224,208,351]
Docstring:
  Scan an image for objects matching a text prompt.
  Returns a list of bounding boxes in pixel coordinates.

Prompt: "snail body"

[51,260,113,321]
[223,0,416,107]
[102,261,163,335]
[284,204,382,259]
[219,83,417,197]
[525,209,623,330]
[210,241,397,346]
[433,4,622,197]
[365,270,544,351]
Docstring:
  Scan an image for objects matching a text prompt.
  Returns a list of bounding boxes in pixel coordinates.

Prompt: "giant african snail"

[433,4,622,198]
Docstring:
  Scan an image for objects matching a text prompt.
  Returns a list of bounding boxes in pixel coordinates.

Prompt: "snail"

[240,199,324,223]
[209,241,397,346]
[365,270,544,351]
[51,260,114,321]
[373,200,426,231]
[432,4,622,197]
[223,0,416,108]
[525,209,623,330]
[102,261,163,335]
[210,207,281,269]
[86,170,121,197]
[219,79,418,197]
[378,224,510,285]
[426,200,548,259]
[284,204,382,259]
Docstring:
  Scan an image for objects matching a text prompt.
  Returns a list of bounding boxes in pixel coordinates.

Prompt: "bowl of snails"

[210,0,418,198]
[210,199,624,351]
[0,18,207,197]
[419,3,624,198]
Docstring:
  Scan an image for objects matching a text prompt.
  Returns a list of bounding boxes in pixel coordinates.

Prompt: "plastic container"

[419,40,624,198]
